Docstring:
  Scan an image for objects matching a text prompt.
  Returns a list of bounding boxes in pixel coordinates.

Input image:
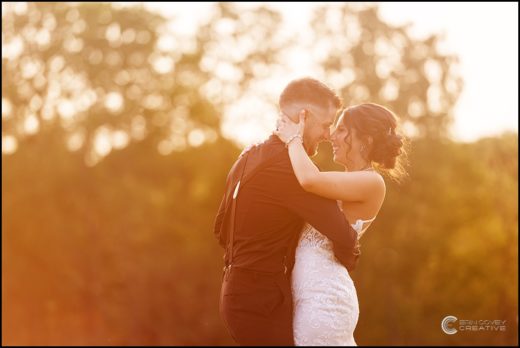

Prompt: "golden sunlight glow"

[112,130,130,150]
[104,92,124,113]
[140,2,518,146]
[187,129,206,147]
[2,135,18,154]
[66,131,85,152]
[2,3,517,346]
[2,98,12,119]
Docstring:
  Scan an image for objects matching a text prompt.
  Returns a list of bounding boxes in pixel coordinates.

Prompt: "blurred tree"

[2,2,242,345]
[309,4,463,139]
[2,2,221,165]
[196,2,288,108]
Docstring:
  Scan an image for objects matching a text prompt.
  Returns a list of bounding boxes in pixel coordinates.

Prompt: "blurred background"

[2,2,518,345]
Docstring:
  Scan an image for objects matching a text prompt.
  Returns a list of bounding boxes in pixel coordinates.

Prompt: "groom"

[214,77,360,345]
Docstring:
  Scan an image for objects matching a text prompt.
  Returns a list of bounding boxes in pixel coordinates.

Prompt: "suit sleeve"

[213,161,236,249]
[275,156,360,271]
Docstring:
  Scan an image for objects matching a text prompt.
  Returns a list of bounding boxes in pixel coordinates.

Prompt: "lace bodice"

[297,216,373,252]
[297,223,334,251]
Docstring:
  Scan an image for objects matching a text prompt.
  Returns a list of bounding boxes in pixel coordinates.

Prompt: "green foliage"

[353,133,518,345]
[2,136,240,345]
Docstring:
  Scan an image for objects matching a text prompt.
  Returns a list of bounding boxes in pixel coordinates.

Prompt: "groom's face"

[303,103,338,157]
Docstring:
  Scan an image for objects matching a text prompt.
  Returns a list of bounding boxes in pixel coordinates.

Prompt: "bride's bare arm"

[287,140,384,202]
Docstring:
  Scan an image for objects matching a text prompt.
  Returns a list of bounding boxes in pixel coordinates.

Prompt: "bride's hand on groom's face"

[274,110,306,143]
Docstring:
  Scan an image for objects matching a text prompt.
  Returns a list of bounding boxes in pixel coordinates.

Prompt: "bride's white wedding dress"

[291,212,374,346]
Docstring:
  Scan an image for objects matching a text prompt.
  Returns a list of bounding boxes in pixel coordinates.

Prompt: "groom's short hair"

[279,77,343,111]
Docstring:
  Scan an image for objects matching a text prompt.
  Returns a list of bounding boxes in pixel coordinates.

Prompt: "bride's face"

[331,115,363,168]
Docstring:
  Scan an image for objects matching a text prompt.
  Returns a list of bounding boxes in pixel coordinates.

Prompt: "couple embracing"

[214,77,406,346]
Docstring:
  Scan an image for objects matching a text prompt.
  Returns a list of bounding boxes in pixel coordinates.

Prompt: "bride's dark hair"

[341,103,409,183]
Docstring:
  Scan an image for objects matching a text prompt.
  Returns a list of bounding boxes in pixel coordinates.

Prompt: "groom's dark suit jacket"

[214,134,360,273]
[214,135,360,345]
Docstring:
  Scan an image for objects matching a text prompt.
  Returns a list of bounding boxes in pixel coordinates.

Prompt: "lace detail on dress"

[292,224,359,346]
[297,223,333,251]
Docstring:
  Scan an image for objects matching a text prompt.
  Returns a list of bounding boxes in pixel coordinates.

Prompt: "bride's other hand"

[274,110,306,143]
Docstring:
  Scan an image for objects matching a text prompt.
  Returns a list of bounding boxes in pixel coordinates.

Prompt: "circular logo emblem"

[441,316,458,335]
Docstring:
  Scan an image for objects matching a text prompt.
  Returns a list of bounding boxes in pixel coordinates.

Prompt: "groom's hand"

[338,240,361,272]
[274,111,306,144]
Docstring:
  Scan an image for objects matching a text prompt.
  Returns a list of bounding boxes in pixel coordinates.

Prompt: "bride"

[275,103,406,345]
